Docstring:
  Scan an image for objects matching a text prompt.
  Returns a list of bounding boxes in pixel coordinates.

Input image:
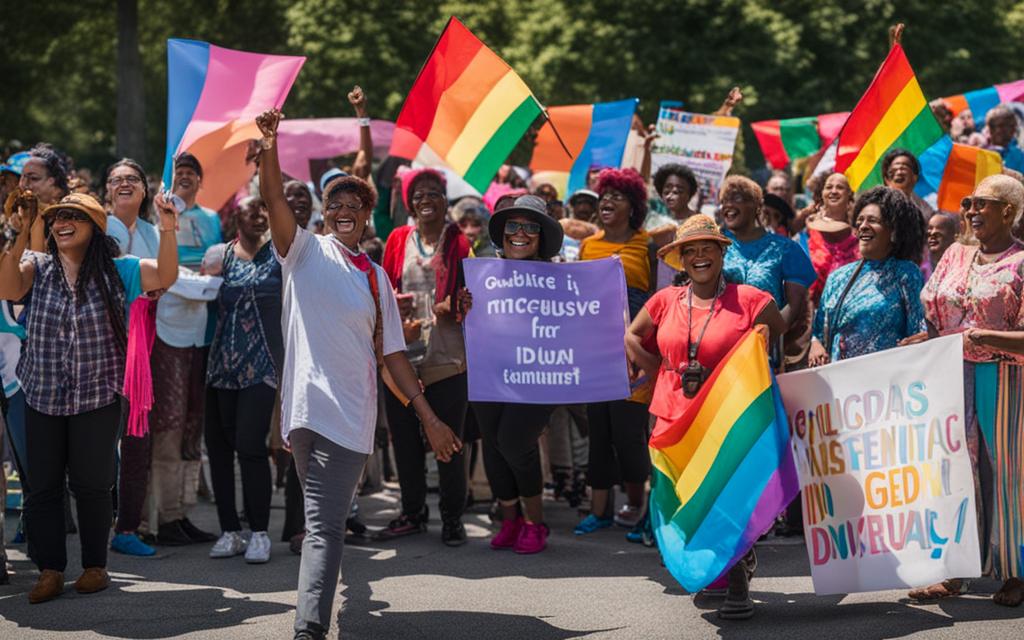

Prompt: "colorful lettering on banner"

[462,257,630,404]
[776,335,981,595]
[651,108,740,207]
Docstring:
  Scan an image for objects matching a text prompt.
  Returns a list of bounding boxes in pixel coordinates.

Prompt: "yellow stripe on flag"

[446,72,533,174]
[845,77,928,190]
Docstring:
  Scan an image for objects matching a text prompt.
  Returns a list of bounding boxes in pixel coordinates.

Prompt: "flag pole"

[542,109,575,160]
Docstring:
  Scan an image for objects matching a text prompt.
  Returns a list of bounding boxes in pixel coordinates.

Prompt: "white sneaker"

[210,531,247,558]
[244,531,271,564]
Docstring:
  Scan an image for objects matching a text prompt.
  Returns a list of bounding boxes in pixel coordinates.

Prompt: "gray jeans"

[290,428,368,636]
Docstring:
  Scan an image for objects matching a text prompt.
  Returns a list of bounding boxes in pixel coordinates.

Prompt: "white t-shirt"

[275,227,404,454]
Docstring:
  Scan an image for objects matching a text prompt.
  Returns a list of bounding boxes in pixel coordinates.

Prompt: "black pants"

[25,401,121,572]
[472,401,554,501]
[384,373,468,520]
[205,383,276,532]
[586,400,651,490]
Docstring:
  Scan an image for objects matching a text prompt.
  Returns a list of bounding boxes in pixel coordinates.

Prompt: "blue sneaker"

[111,532,156,556]
[574,514,613,535]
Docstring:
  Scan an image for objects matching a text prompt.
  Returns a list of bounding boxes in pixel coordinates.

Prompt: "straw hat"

[804,212,851,233]
[41,193,107,233]
[657,214,731,271]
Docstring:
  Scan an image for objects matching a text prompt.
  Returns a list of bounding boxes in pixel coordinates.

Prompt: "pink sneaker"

[514,521,548,554]
[491,517,523,550]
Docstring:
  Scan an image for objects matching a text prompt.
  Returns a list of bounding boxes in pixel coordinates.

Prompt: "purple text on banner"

[462,257,631,404]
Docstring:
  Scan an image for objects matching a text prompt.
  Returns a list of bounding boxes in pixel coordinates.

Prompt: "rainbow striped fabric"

[918,136,1002,211]
[836,44,944,192]
[941,79,1024,122]
[650,330,798,592]
[751,112,848,170]
[161,39,305,210]
[389,18,543,192]
[529,99,638,198]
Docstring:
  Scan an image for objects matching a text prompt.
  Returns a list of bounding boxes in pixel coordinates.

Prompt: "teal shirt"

[176,203,223,268]
[114,255,144,318]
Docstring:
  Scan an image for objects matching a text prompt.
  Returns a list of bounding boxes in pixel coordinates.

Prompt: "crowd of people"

[1,84,1023,639]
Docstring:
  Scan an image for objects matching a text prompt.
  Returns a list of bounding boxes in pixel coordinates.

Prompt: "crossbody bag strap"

[823,259,866,351]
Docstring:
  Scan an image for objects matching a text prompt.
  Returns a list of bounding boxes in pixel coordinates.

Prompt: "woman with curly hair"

[654,163,699,222]
[808,187,926,366]
[575,168,656,535]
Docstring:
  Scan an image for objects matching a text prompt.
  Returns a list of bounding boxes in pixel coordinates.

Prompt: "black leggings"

[384,373,468,520]
[205,383,276,532]
[586,400,651,490]
[472,401,554,502]
[25,401,121,572]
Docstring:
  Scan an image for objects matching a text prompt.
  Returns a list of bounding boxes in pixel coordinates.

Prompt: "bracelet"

[405,390,423,407]
[260,135,276,150]
[357,117,371,128]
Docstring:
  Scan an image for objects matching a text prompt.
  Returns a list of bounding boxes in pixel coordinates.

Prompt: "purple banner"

[463,257,630,404]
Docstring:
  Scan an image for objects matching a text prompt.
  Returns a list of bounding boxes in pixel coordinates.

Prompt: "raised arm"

[0,192,38,300]
[255,109,298,257]
[139,192,180,291]
[348,86,373,181]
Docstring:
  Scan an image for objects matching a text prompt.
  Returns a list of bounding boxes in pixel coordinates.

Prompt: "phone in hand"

[162,190,186,214]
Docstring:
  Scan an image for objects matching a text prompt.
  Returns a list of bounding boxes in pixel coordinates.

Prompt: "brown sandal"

[908,578,967,601]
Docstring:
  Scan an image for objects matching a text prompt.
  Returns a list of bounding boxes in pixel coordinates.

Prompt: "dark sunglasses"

[505,221,542,236]
[45,209,90,223]
[961,196,1009,212]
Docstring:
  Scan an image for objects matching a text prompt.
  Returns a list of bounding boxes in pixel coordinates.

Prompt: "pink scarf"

[122,297,157,437]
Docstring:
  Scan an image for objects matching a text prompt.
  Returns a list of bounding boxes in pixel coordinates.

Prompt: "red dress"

[807,229,860,304]
[645,283,772,430]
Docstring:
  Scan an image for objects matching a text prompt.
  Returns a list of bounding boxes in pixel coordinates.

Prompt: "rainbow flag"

[918,136,1003,212]
[529,99,638,198]
[836,44,944,192]
[650,330,798,592]
[751,112,849,170]
[389,18,543,193]
[942,79,1024,122]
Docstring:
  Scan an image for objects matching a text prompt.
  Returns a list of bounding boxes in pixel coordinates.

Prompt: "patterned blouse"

[207,242,283,389]
[921,241,1024,364]
[722,229,816,308]
[813,258,926,361]
[17,253,142,415]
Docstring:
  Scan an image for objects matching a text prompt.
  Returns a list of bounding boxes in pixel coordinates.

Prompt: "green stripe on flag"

[651,463,682,523]
[779,117,821,160]
[673,387,776,540]
[463,97,543,192]
[858,106,945,190]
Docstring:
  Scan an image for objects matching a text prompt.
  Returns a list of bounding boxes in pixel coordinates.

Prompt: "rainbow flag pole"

[650,330,798,592]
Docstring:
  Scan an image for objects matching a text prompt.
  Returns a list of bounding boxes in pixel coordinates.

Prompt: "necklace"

[413,229,437,258]
[685,277,725,362]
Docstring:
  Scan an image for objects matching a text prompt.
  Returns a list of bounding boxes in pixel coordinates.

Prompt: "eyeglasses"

[721,193,753,205]
[961,196,1009,212]
[599,192,628,203]
[325,201,363,214]
[45,209,90,223]
[107,175,142,187]
[411,191,444,203]
[505,221,542,236]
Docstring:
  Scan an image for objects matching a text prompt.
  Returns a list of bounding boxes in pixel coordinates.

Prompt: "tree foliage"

[4,0,1024,177]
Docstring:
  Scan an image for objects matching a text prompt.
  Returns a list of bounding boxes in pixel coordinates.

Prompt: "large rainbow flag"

[161,39,305,210]
[941,79,1024,122]
[918,136,1003,212]
[529,99,638,198]
[389,18,544,193]
[835,44,944,192]
[751,112,849,170]
[650,330,798,592]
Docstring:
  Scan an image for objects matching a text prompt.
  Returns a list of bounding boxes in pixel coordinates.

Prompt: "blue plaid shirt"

[17,252,142,416]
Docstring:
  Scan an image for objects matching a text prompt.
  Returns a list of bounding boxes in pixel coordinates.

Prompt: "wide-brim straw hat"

[657,214,731,271]
[41,193,107,233]
[805,212,851,233]
[488,194,564,260]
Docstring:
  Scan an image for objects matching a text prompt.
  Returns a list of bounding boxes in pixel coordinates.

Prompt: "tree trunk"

[116,0,145,162]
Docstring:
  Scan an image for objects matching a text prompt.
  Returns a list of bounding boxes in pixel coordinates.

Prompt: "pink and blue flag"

[162,39,305,210]
[941,79,1024,122]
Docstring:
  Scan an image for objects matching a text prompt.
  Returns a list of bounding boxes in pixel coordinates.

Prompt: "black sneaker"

[156,520,193,546]
[179,518,217,543]
[294,623,327,640]
[374,507,428,541]
[441,518,467,547]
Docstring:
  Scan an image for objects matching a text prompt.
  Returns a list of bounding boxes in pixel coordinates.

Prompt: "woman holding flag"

[627,214,785,619]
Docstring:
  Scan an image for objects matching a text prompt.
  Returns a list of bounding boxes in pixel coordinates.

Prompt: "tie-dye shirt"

[813,258,925,361]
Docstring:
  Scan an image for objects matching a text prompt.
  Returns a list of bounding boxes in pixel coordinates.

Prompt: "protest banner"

[776,335,980,595]
[462,257,630,404]
[651,108,740,206]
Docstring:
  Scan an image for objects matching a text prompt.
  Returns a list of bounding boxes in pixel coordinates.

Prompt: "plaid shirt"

[17,253,127,416]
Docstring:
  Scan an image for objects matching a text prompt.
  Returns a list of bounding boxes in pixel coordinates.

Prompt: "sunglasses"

[45,209,90,223]
[505,221,542,236]
[961,196,1009,212]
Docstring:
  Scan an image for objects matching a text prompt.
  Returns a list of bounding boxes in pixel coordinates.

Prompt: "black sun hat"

[488,195,564,260]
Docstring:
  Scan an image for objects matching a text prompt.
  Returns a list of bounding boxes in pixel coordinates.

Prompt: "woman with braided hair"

[0,190,179,604]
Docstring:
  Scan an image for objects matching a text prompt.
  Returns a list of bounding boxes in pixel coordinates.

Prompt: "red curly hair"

[596,168,648,229]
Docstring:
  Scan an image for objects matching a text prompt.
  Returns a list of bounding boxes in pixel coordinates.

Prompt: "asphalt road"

[1,485,1021,639]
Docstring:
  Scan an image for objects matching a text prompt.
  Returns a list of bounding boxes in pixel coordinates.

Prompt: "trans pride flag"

[161,39,305,210]
[529,99,638,198]
[650,330,798,592]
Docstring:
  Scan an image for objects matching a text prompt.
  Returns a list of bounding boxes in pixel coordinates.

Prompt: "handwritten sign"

[651,108,740,206]
[462,257,630,404]
[776,336,980,594]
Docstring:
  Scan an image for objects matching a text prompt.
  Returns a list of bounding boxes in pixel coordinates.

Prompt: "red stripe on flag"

[751,120,788,170]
